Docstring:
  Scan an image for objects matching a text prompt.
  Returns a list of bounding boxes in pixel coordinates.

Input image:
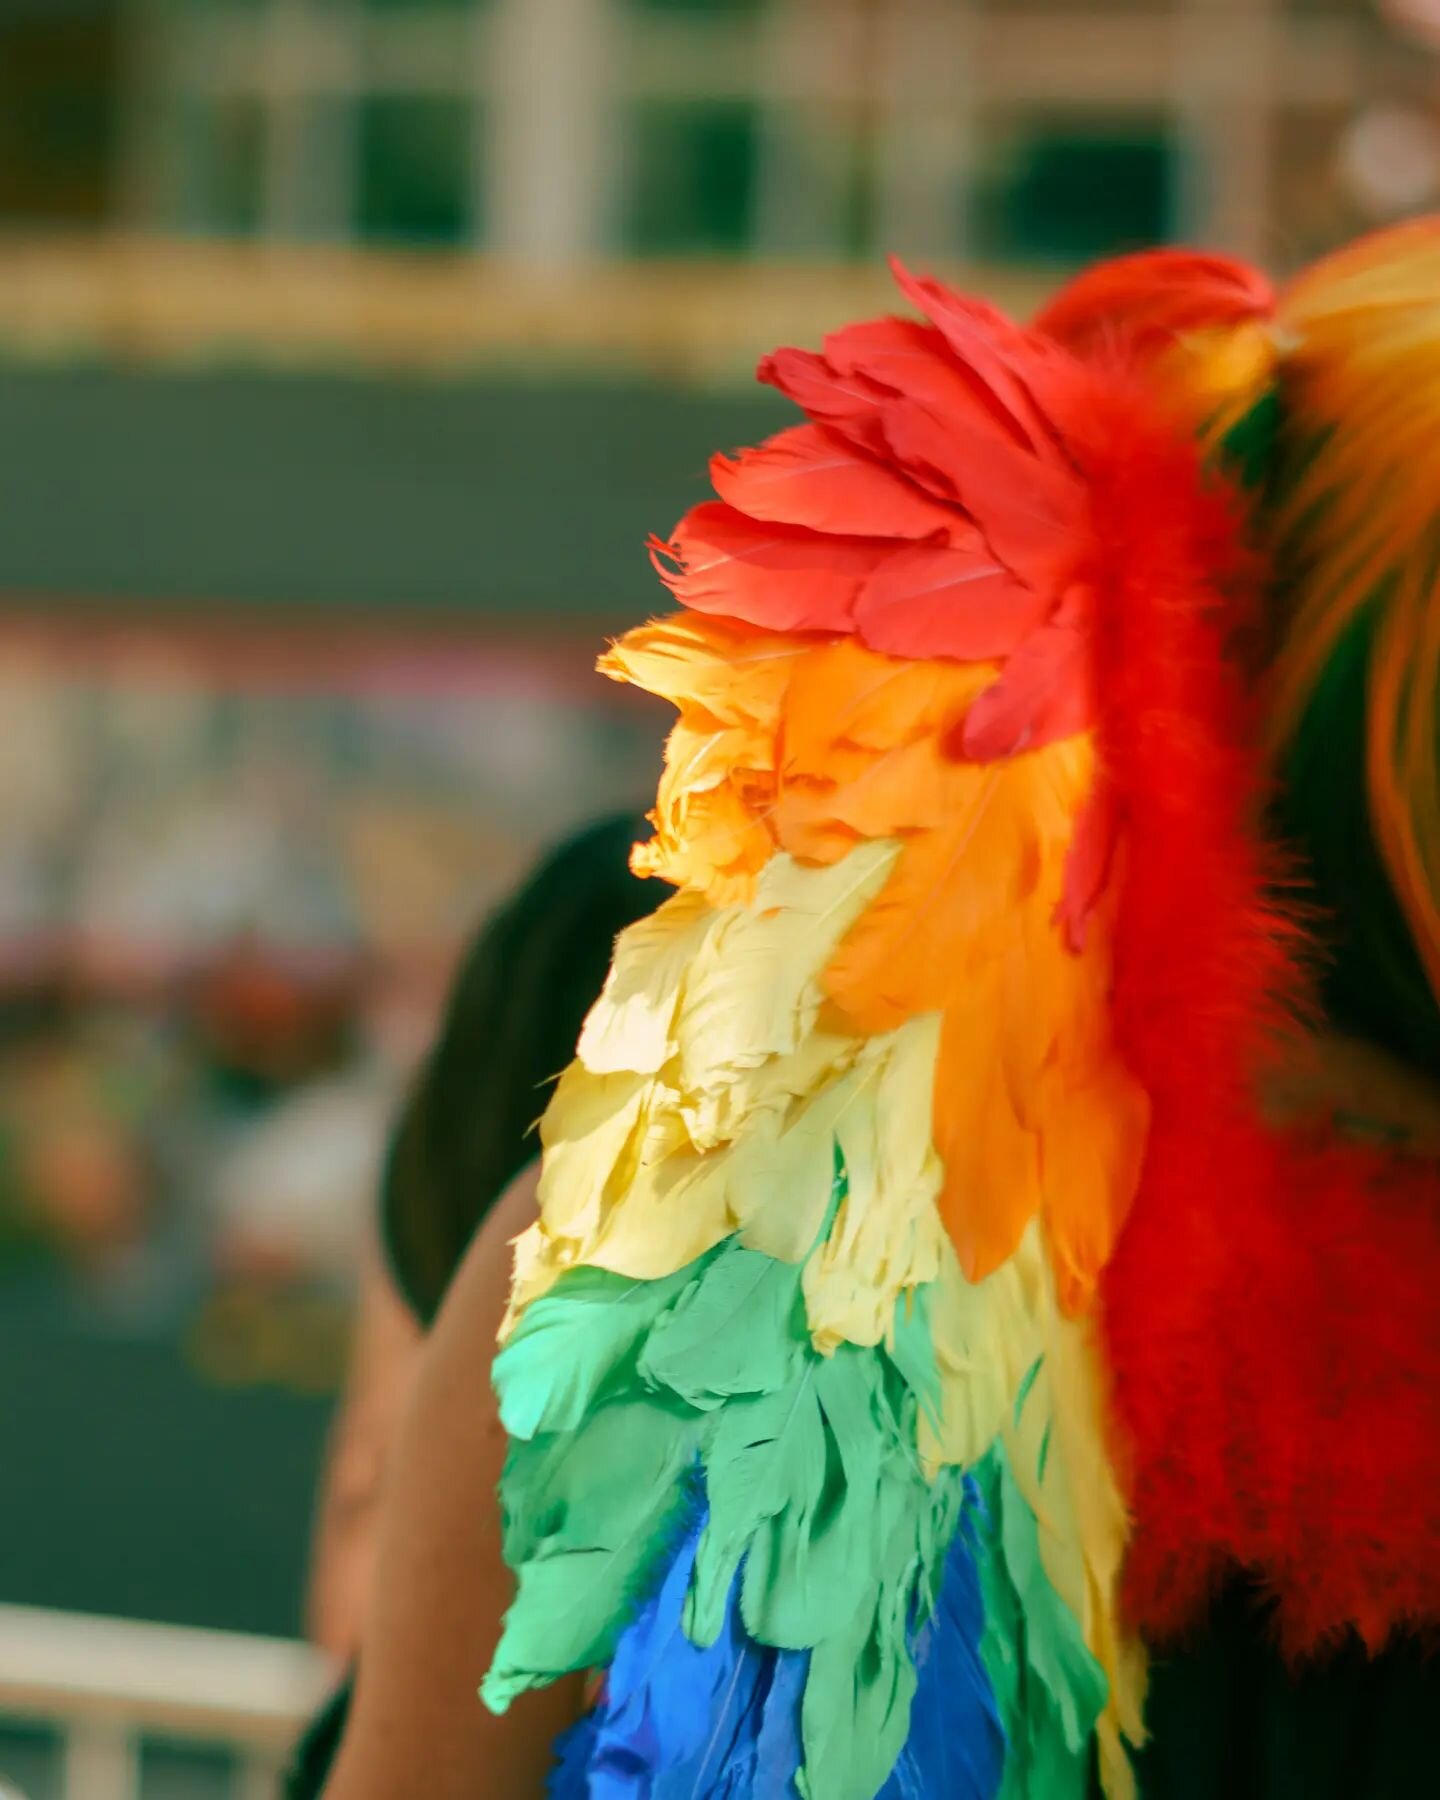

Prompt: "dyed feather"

[549,1712,601,1798]
[559,1490,1007,1800]
[972,1447,1109,1800]
[712,422,959,543]
[650,502,890,635]
[1036,246,1277,445]
[488,255,1269,1797]
[493,1155,1000,1797]
[877,1498,1005,1800]
[551,1506,806,1800]
[1039,221,1440,1655]
[493,225,1440,1800]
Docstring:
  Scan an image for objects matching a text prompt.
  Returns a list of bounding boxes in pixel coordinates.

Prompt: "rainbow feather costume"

[482,232,1440,1796]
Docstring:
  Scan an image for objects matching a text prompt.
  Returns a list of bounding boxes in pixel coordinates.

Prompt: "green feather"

[798,1466,967,1800]
[487,1144,969,1800]
[735,1350,890,1650]
[638,1241,809,1411]
[886,1283,943,1436]
[1013,1352,1045,1426]
[973,1445,1108,1800]
[494,1254,719,1441]
[484,1391,702,1710]
[693,1361,828,1644]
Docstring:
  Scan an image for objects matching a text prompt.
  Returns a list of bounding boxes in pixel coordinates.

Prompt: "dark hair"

[381,813,657,1325]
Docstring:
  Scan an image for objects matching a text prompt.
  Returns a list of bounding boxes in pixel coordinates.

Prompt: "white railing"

[0,1605,336,1800]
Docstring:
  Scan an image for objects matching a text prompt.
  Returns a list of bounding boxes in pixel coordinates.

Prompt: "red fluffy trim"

[1083,376,1440,1656]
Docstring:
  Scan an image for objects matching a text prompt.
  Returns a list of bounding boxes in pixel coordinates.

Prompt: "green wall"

[0,361,789,625]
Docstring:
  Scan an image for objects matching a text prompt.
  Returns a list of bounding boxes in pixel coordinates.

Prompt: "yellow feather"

[803,1014,947,1351]
[576,886,717,1077]
[1008,1301,1145,1798]
[513,846,900,1316]
[922,1223,1143,1797]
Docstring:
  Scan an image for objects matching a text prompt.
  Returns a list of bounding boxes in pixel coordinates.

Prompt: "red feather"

[667,266,1103,713]
[756,346,892,456]
[1038,247,1276,363]
[854,542,1047,662]
[958,619,1094,758]
[889,257,1077,451]
[710,423,959,542]
[759,316,1048,477]
[822,315,1039,451]
[878,399,1085,594]
[1055,786,1118,953]
[649,502,888,634]
[1072,373,1440,1657]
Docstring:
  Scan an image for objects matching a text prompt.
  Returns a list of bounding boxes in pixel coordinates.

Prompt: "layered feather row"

[478,261,1236,1799]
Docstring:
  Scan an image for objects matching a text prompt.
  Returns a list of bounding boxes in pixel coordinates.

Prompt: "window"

[624,98,758,254]
[358,95,473,246]
[972,118,1177,263]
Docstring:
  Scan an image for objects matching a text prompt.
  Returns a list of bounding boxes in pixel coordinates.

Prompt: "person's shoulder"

[426,1161,539,1367]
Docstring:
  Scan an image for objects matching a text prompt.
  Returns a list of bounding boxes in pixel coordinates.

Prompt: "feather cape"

[486,241,1440,1800]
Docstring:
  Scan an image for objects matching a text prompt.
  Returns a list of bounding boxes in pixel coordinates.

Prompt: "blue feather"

[549,1711,602,1798]
[552,1485,1003,1798]
[876,1499,1005,1800]
[549,1503,806,1798]
[750,1649,808,1795]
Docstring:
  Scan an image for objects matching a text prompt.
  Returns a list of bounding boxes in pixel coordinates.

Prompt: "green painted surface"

[0,1296,331,1637]
[0,363,789,621]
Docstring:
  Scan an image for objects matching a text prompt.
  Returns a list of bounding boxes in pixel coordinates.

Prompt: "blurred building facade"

[0,1,1433,276]
[1,0,1437,1678]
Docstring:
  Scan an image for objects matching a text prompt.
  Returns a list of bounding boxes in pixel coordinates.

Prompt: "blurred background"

[0,1,1436,1795]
